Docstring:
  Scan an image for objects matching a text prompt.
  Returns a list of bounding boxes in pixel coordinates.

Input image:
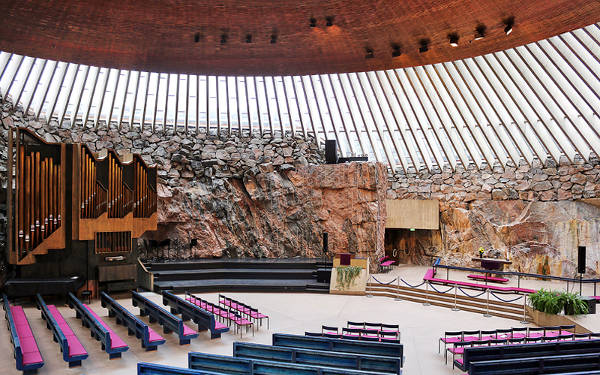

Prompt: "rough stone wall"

[387,160,600,276]
[0,97,386,270]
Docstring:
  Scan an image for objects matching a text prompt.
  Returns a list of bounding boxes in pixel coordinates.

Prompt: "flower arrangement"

[478,247,485,258]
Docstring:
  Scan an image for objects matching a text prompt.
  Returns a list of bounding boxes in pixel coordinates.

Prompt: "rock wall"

[0,98,385,270]
[387,160,600,276]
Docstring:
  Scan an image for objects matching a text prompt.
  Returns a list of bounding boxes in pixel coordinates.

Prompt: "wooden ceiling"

[1,0,599,75]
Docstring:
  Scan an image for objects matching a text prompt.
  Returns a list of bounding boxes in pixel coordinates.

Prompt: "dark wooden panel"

[98,264,136,282]
[0,0,598,75]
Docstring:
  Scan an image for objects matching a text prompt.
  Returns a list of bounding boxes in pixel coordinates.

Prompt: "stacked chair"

[138,332,405,375]
[306,321,400,343]
[185,292,254,338]
[218,294,270,329]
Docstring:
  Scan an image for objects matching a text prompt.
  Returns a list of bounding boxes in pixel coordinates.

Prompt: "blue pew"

[469,353,600,375]
[233,342,402,374]
[67,292,129,359]
[138,362,228,375]
[101,292,166,351]
[132,290,198,345]
[188,352,392,375]
[36,294,88,367]
[3,295,44,374]
[162,290,229,339]
[273,333,404,364]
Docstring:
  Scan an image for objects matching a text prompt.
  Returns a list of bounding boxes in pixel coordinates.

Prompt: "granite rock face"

[388,161,600,276]
[147,162,386,268]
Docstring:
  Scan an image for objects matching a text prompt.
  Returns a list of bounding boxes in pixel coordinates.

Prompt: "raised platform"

[145,258,331,293]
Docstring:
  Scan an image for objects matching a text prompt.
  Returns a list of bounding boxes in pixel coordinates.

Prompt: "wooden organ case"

[6,128,157,295]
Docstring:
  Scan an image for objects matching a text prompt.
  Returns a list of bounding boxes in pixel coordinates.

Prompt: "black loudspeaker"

[578,246,586,274]
[323,232,329,255]
[325,140,338,164]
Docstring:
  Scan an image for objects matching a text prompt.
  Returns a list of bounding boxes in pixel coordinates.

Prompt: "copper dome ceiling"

[1,0,599,75]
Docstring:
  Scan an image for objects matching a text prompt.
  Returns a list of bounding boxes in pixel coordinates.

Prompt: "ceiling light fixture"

[220,33,228,44]
[245,34,252,43]
[270,34,277,44]
[419,39,429,53]
[309,17,317,27]
[475,24,486,40]
[448,33,459,47]
[326,16,334,27]
[391,43,402,57]
[503,16,514,35]
[365,47,374,59]
[194,33,201,43]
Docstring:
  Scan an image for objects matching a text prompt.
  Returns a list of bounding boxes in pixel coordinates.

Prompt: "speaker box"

[325,140,338,164]
[578,246,586,274]
[323,232,328,255]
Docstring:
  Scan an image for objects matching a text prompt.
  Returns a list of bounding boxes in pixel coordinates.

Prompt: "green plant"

[336,266,362,289]
[529,289,589,315]
[529,289,563,314]
[560,292,589,315]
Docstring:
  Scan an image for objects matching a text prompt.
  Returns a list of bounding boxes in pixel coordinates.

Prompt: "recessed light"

[419,39,430,53]
[326,16,334,27]
[448,33,459,47]
[309,17,317,27]
[365,47,374,59]
[475,24,486,40]
[391,43,402,57]
[245,34,252,43]
[503,16,514,35]
[270,34,277,44]
[220,33,228,44]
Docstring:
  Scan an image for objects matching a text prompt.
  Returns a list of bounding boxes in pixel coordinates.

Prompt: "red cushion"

[22,350,43,365]
[148,327,164,343]
[83,305,128,349]
[183,324,197,337]
[67,337,87,357]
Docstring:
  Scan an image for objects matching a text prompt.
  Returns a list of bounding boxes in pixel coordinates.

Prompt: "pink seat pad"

[250,312,268,318]
[183,324,197,337]
[47,305,87,357]
[22,349,43,365]
[235,318,252,326]
[424,269,535,294]
[10,307,34,338]
[456,358,464,365]
[441,337,461,343]
[448,347,464,354]
[381,261,395,266]
[214,321,228,330]
[83,305,127,349]
[148,327,164,343]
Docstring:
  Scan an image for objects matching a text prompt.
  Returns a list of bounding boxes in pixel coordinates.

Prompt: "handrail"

[433,258,600,283]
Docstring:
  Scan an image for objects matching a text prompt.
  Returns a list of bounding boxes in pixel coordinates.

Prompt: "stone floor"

[0,265,597,375]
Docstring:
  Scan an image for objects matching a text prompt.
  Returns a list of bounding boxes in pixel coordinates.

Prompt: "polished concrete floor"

[0,265,596,375]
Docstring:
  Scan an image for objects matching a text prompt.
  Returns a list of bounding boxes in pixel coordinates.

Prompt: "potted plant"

[560,292,589,315]
[529,289,563,314]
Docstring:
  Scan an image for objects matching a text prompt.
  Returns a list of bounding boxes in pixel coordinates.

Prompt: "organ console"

[6,127,157,294]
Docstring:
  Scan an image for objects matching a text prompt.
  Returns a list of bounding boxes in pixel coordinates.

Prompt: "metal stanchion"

[423,282,431,306]
[394,277,402,301]
[366,275,373,298]
[520,294,530,324]
[484,289,491,317]
[452,285,460,311]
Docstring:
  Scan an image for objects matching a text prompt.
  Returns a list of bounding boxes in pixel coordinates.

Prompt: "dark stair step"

[145,258,320,272]
[153,268,316,281]
[154,278,321,293]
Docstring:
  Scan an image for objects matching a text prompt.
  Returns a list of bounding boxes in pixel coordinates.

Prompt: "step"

[367,284,530,322]
[145,258,323,272]
[153,268,316,281]
[154,278,327,293]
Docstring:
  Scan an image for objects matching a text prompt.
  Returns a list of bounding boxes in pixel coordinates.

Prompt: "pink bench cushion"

[83,305,128,349]
[47,305,88,357]
[183,324,197,337]
[214,321,227,330]
[148,327,164,343]
[467,274,509,283]
[424,269,535,294]
[10,306,43,365]
[381,261,395,266]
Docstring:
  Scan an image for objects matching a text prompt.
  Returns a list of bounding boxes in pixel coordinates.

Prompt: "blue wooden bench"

[101,292,166,351]
[3,295,44,374]
[233,342,402,374]
[188,352,392,375]
[36,294,88,367]
[273,333,404,364]
[469,352,600,375]
[132,290,198,345]
[162,290,229,339]
[137,362,227,375]
[67,292,129,359]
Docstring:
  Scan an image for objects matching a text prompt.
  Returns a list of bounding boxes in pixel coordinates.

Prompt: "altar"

[471,257,512,271]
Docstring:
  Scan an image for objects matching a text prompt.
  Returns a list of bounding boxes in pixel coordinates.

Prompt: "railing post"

[484,289,491,317]
[423,282,431,306]
[452,285,460,311]
[394,277,402,301]
[520,294,529,324]
[366,275,373,298]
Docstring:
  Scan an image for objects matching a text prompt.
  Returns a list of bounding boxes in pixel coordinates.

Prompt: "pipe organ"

[7,128,157,293]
